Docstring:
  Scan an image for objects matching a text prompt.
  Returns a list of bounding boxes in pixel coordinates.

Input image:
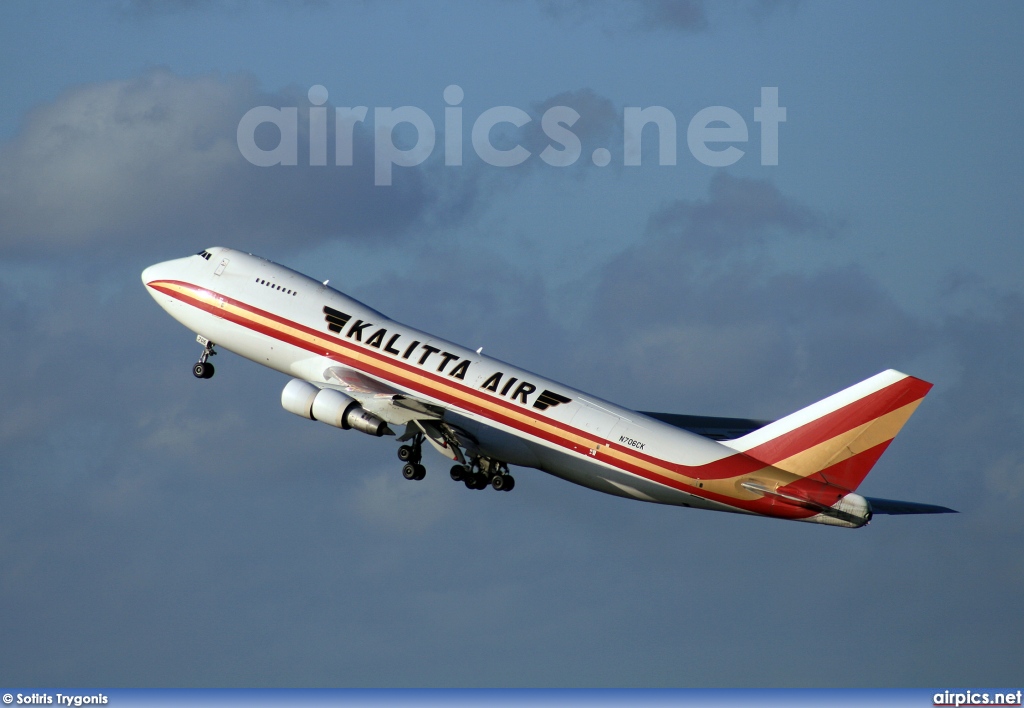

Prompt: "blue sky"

[0,0,1022,687]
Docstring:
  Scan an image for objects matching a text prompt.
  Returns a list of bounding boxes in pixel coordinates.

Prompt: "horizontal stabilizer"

[865,497,958,515]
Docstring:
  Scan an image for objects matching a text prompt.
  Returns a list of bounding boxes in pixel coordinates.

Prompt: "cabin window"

[256,278,298,296]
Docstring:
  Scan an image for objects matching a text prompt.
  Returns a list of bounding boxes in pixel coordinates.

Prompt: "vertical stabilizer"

[722,370,932,492]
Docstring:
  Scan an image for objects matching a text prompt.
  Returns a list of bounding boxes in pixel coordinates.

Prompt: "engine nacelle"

[309,387,359,428]
[281,379,320,419]
[280,379,392,436]
[347,407,394,436]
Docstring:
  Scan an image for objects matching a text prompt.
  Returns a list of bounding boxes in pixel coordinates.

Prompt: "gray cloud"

[332,173,1017,537]
[524,87,621,169]
[635,0,707,31]
[1,0,1020,689]
[0,69,470,258]
[2,175,1023,686]
[646,171,836,255]
[539,0,707,32]
[111,0,330,18]
[1,80,1021,686]
[523,174,889,410]
[537,0,799,33]
[0,70,629,261]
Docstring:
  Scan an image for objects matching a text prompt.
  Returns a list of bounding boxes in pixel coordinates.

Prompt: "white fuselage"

[141,247,838,523]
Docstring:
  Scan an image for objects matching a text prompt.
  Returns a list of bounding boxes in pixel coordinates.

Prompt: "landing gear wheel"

[402,463,426,481]
[193,338,217,379]
[502,475,515,492]
[192,340,217,379]
[491,475,507,491]
[397,445,415,462]
[193,362,214,379]
[450,465,467,482]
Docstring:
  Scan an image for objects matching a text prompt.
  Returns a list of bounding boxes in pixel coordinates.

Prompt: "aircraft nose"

[141,260,173,288]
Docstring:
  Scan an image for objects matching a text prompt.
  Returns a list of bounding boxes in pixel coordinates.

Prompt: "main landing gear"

[449,457,515,492]
[396,435,515,492]
[192,336,216,379]
[397,434,426,481]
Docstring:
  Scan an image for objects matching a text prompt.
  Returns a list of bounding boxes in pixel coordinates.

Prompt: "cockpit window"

[196,250,213,260]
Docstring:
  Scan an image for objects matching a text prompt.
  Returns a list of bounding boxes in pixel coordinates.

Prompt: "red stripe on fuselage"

[148,280,749,468]
[149,280,841,518]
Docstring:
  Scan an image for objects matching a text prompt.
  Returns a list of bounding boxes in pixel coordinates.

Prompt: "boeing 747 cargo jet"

[142,247,955,528]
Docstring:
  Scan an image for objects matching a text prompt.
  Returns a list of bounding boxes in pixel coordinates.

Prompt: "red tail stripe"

[743,376,932,465]
[814,439,892,491]
[779,440,893,499]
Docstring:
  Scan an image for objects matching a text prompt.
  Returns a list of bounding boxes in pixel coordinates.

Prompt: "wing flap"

[323,366,446,425]
[324,366,401,396]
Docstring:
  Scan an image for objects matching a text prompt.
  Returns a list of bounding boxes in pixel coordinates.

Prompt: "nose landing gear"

[192,336,217,379]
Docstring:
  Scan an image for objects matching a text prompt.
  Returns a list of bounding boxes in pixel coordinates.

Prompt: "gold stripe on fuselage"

[159,281,789,505]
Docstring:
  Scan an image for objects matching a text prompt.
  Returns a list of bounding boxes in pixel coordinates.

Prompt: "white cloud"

[350,468,457,534]
[0,70,247,250]
[0,69,460,256]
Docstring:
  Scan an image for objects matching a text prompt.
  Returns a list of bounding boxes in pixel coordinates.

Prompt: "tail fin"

[722,370,932,492]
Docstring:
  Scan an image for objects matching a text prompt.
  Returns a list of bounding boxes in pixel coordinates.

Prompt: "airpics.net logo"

[236,85,786,185]
[934,691,1024,707]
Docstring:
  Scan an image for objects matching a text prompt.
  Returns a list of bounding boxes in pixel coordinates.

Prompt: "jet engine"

[280,379,392,436]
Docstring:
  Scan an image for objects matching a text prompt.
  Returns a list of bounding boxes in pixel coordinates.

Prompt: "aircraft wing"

[324,366,446,421]
[324,365,405,397]
[323,365,470,462]
[638,412,772,441]
[864,497,958,515]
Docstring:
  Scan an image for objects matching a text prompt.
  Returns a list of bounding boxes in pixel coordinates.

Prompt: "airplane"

[142,247,956,528]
